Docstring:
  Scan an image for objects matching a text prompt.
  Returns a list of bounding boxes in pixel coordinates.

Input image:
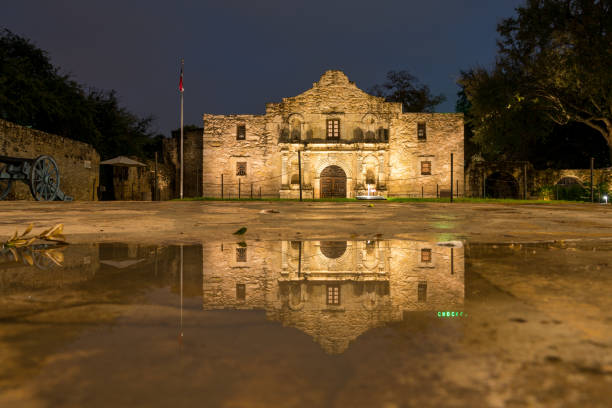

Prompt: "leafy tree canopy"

[370,70,446,112]
[460,0,612,163]
[0,29,160,160]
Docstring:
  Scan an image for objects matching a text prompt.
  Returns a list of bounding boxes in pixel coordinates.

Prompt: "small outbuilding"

[100,156,150,200]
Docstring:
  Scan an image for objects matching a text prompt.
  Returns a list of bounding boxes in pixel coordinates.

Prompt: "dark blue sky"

[4,0,523,136]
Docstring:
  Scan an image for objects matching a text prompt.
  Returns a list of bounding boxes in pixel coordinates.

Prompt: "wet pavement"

[1,201,612,244]
[1,239,611,407]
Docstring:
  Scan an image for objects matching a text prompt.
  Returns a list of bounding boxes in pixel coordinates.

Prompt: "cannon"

[0,155,72,201]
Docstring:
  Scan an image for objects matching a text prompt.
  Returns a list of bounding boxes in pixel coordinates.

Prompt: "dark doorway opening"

[99,166,115,200]
[485,172,519,199]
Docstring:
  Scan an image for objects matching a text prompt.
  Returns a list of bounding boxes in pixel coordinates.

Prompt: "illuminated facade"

[202,240,464,353]
[201,71,464,198]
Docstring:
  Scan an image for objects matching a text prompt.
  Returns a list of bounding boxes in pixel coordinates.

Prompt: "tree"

[459,66,554,162]
[469,0,612,160]
[0,29,159,160]
[459,64,609,167]
[455,87,479,164]
[370,70,446,112]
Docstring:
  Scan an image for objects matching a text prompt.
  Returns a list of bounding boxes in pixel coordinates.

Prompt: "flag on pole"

[179,59,184,92]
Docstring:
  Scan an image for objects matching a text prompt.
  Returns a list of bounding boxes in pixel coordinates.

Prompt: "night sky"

[4,0,523,136]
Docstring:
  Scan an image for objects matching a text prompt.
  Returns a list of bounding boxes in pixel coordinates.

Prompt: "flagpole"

[180,58,184,199]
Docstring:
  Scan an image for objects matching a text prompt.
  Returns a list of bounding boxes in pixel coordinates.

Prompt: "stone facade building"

[200,71,464,198]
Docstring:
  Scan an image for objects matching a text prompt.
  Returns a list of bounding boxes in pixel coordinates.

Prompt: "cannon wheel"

[0,165,12,200]
[29,155,60,201]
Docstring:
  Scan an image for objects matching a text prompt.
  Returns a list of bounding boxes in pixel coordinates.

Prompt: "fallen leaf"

[20,224,34,237]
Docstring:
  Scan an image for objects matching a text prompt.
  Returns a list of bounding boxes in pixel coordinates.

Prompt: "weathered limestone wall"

[389,113,464,197]
[166,128,204,198]
[0,119,100,200]
[203,115,281,198]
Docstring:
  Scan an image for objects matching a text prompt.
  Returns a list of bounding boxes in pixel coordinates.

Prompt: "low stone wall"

[0,119,100,201]
[466,160,612,199]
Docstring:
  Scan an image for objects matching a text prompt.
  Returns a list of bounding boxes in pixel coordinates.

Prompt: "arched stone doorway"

[555,177,585,201]
[320,165,347,198]
[485,172,519,198]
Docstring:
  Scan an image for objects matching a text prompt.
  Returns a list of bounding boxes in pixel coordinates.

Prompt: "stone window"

[417,123,426,141]
[236,124,246,140]
[236,247,247,262]
[418,281,427,302]
[236,162,247,176]
[236,283,246,300]
[290,118,301,142]
[421,161,431,175]
[291,174,300,185]
[421,248,432,263]
[377,128,389,142]
[327,285,341,305]
[326,119,340,139]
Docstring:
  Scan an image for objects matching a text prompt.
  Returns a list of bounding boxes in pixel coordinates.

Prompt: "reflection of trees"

[0,244,202,392]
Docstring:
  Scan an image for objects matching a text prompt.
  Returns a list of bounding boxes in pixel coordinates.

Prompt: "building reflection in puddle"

[0,239,463,355]
[203,240,464,354]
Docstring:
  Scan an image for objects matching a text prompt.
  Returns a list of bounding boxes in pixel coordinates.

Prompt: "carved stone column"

[303,153,311,187]
[281,153,288,187]
[356,155,364,186]
[377,152,386,188]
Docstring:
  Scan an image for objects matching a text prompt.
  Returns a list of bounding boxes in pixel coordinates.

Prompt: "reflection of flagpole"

[179,245,184,345]
[298,241,302,278]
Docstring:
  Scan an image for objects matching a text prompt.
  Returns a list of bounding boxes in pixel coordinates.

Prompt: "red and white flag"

[179,59,184,92]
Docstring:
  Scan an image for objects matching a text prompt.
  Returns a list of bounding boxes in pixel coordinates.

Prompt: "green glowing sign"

[437,311,466,317]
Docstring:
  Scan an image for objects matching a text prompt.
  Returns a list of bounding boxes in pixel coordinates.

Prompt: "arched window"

[290,118,301,142]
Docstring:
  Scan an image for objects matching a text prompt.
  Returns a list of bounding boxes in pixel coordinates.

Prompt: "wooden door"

[320,165,346,198]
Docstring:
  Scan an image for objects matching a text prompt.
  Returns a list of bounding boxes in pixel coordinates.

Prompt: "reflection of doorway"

[320,165,346,198]
[485,172,519,198]
[320,241,347,259]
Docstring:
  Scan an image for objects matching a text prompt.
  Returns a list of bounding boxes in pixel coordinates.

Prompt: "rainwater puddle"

[1,239,611,407]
